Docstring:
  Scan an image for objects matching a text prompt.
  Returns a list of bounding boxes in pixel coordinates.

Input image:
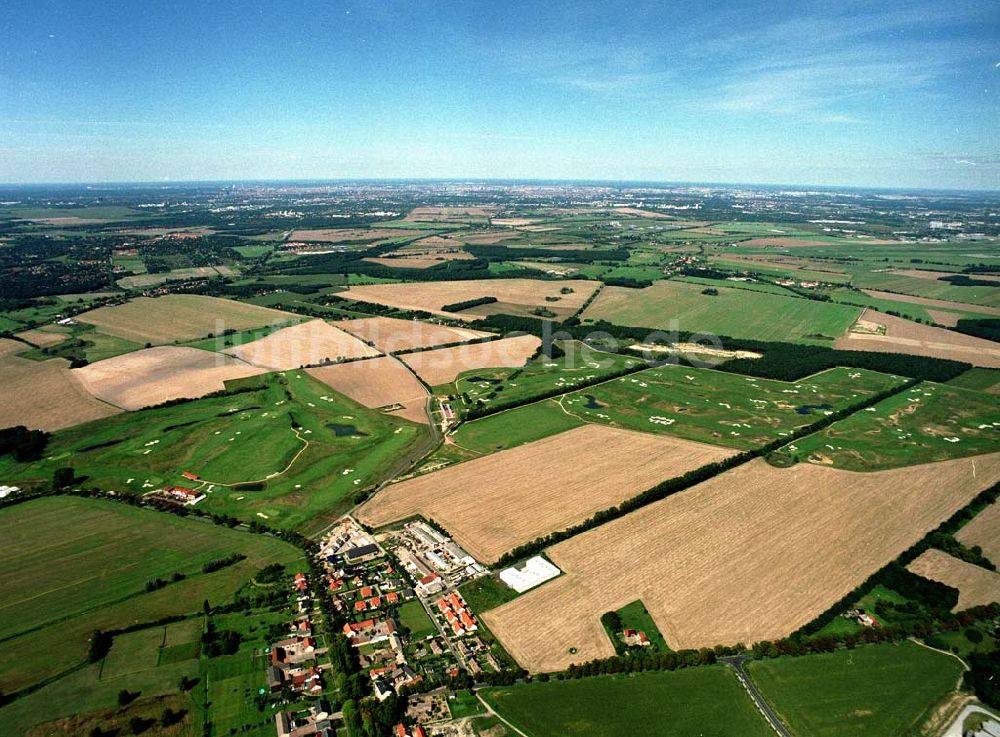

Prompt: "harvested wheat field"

[738,237,833,247]
[363,252,474,269]
[836,309,1000,368]
[401,335,540,385]
[307,356,429,424]
[14,328,68,348]
[907,549,1000,611]
[224,319,379,370]
[860,290,1000,317]
[0,339,121,431]
[338,278,598,320]
[77,295,297,345]
[335,316,493,353]
[358,425,736,563]
[454,231,519,245]
[404,206,493,221]
[957,502,1000,565]
[482,454,1000,673]
[288,228,424,242]
[74,346,267,410]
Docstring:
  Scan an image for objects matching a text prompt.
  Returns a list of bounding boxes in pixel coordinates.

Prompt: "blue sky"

[1,0,997,188]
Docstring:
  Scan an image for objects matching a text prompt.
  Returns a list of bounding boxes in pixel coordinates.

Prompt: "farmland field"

[747,641,965,737]
[400,334,541,385]
[76,294,298,344]
[771,381,1000,470]
[74,346,268,410]
[836,309,1000,367]
[482,454,1000,672]
[0,338,122,431]
[957,501,1000,563]
[0,372,427,531]
[307,355,429,424]
[222,318,380,369]
[338,278,599,320]
[583,279,861,343]
[335,315,493,352]
[948,368,1000,393]
[907,549,1000,611]
[358,424,736,563]
[481,667,773,737]
[0,495,303,693]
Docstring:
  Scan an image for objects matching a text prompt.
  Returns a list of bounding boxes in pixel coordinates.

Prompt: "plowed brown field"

[357,425,736,563]
[307,356,429,424]
[908,549,1000,611]
[337,279,598,321]
[836,309,1000,368]
[77,295,297,344]
[482,454,1000,672]
[335,316,492,353]
[224,319,379,370]
[400,335,540,385]
[74,346,267,410]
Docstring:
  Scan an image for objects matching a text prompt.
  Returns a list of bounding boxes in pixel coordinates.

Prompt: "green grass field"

[948,367,1000,393]
[442,341,639,412]
[850,269,1000,308]
[615,600,669,652]
[0,372,429,530]
[447,365,904,455]
[459,574,521,613]
[397,600,437,639]
[482,667,773,737]
[771,381,1000,470]
[747,641,964,737]
[583,279,862,344]
[0,496,303,693]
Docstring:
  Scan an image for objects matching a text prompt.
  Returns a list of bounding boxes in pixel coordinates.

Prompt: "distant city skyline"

[1,0,998,189]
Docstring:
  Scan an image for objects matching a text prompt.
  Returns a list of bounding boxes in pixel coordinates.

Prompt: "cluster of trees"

[0,425,50,462]
[563,646,719,679]
[465,244,630,263]
[201,619,241,657]
[201,552,247,574]
[954,317,1000,343]
[441,296,498,313]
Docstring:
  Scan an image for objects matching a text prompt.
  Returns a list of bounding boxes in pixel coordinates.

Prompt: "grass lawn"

[747,641,965,737]
[448,398,583,454]
[0,496,303,692]
[616,600,669,652]
[397,600,437,639]
[770,381,1000,470]
[583,279,862,344]
[446,364,904,457]
[448,690,485,719]
[459,575,520,613]
[482,667,773,737]
[443,341,640,414]
[0,371,430,531]
[948,368,1000,393]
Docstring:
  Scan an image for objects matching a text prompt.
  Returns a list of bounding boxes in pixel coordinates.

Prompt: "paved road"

[720,655,792,737]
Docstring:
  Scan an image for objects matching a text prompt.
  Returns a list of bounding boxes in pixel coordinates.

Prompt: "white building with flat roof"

[499,556,561,593]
